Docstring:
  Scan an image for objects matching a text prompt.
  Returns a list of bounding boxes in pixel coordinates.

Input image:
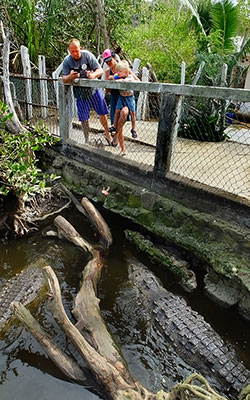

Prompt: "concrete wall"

[42,145,250,320]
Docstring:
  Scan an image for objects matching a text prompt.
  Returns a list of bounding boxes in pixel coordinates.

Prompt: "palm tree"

[181,0,239,54]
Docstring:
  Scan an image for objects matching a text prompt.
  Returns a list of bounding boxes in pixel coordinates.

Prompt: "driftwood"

[11,301,86,383]
[12,194,229,400]
[60,183,88,218]
[53,214,93,254]
[81,197,112,249]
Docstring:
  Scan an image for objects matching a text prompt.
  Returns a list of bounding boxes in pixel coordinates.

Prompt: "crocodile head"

[128,259,164,296]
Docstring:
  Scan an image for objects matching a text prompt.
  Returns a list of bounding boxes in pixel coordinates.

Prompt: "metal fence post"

[154,93,183,177]
[58,79,70,143]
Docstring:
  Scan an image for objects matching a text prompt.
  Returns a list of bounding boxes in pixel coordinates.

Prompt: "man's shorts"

[76,89,109,121]
[116,95,135,113]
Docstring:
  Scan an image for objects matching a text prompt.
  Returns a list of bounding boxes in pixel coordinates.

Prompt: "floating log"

[54,215,93,254]
[81,197,112,249]
[12,301,86,383]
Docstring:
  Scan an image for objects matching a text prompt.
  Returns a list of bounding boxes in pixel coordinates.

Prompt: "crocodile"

[128,259,250,399]
[0,266,46,329]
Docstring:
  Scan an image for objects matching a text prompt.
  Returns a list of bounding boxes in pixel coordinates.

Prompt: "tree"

[119,2,198,82]
[182,0,240,54]
[95,0,109,51]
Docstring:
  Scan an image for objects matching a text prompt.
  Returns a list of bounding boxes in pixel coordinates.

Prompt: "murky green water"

[0,205,250,399]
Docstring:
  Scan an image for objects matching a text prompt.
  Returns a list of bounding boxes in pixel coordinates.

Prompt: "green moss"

[137,209,154,227]
[127,194,141,208]
[125,230,192,283]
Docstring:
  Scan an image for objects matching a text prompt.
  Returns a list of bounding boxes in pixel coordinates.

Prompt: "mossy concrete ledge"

[43,149,250,319]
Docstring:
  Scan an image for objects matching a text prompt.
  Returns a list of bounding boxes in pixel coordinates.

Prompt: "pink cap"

[102,49,113,62]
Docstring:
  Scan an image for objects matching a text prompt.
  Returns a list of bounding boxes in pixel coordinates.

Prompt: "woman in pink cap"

[102,49,120,132]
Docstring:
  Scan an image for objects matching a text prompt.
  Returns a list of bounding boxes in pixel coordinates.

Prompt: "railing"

[10,75,60,136]
[58,78,250,202]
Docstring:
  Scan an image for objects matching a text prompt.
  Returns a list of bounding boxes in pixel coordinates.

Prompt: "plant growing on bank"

[177,0,250,142]
[0,100,59,199]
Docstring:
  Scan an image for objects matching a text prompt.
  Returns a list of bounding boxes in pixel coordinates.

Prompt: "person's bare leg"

[118,130,125,156]
[115,107,128,154]
[113,109,120,130]
[81,120,89,143]
[114,107,128,143]
[100,114,111,143]
[131,111,136,131]
[130,111,137,138]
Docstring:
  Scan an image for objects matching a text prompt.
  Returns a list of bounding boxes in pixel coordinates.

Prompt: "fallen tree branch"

[60,184,88,218]
[11,301,86,383]
[10,199,228,399]
[81,197,112,249]
[54,215,93,254]
[27,198,71,222]
[43,265,140,398]
[72,251,128,366]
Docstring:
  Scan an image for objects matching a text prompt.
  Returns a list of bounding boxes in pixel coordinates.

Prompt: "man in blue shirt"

[62,39,112,145]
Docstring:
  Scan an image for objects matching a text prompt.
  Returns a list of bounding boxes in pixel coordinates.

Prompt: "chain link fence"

[9,75,250,201]
[10,75,60,136]
[65,87,159,169]
[171,95,250,199]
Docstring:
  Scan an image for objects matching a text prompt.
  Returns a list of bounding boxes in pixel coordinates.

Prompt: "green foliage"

[235,0,250,36]
[6,0,39,61]
[187,0,212,36]
[185,0,240,54]
[0,101,60,199]
[178,101,228,142]
[210,0,239,53]
[178,1,248,142]
[119,2,198,82]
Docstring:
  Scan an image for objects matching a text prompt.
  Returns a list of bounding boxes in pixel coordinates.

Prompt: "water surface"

[0,206,250,399]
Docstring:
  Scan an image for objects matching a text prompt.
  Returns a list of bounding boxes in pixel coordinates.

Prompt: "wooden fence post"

[181,61,186,85]
[136,67,149,120]
[58,79,71,143]
[20,45,33,119]
[52,62,63,107]
[10,81,23,120]
[38,55,48,119]
[154,93,183,177]
[192,61,205,85]
[132,58,141,75]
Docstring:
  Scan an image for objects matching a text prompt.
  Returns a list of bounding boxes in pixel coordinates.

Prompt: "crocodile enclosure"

[128,259,250,399]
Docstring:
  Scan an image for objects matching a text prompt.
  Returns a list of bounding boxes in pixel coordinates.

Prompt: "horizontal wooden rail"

[59,77,250,102]
[10,74,58,82]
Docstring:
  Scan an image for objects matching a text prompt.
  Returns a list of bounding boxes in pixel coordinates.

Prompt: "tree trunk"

[95,0,109,49]
[0,20,24,133]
